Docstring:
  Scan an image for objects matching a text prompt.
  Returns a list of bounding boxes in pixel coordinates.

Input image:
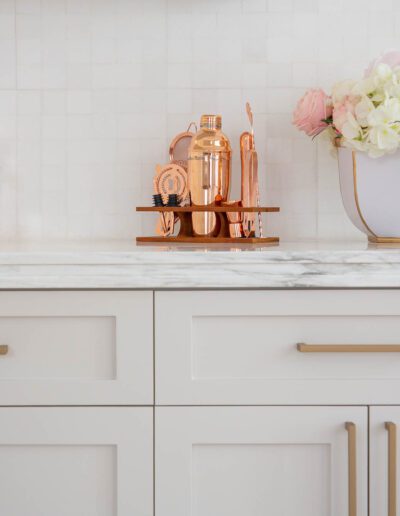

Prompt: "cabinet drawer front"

[156,406,367,516]
[0,291,152,405]
[0,407,152,516]
[370,406,400,516]
[156,290,400,404]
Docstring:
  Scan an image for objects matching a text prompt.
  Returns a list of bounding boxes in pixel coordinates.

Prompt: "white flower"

[382,70,400,97]
[374,63,393,82]
[341,112,362,140]
[365,144,386,158]
[354,96,374,126]
[352,76,375,97]
[342,138,370,154]
[369,125,399,152]
[331,80,357,104]
[343,58,400,157]
[367,98,400,127]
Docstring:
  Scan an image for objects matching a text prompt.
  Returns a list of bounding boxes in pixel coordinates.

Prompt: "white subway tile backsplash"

[266,88,295,113]
[42,115,67,140]
[42,64,67,89]
[0,15,15,41]
[242,63,267,88]
[17,90,40,115]
[168,39,192,63]
[41,139,66,166]
[243,0,267,13]
[167,89,192,114]
[268,0,293,12]
[266,138,293,164]
[92,113,117,139]
[16,13,41,39]
[291,36,318,62]
[92,38,116,64]
[0,91,16,116]
[267,13,293,38]
[292,62,317,87]
[292,13,318,37]
[42,90,66,114]
[0,41,16,89]
[17,38,41,65]
[0,0,385,241]
[67,38,91,65]
[93,90,116,113]
[41,0,65,14]
[369,12,394,38]
[267,37,293,63]
[17,114,40,140]
[368,0,393,11]
[42,163,66,191]
[67,90,92,114]
[17,139,40,166]
[293,0,318,13]
[66,63,92,88]
[115,63,142,88]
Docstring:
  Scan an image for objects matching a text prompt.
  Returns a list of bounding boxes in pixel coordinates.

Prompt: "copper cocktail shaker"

[188,115,231,236]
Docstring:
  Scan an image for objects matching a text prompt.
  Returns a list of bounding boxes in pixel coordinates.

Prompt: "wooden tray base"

[137,236,279,244]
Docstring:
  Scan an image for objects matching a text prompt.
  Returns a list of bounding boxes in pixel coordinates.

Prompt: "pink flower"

[332,96,358,134]
[292,89,333,137]
[365,50,400,76]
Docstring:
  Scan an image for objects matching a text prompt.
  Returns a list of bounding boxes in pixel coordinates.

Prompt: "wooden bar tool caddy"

[136,205,279,244]
[136,108,280,244]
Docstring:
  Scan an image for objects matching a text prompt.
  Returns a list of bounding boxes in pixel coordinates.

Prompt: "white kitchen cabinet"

[156,290,400,405]
[2,286,400,516]
[0,407,153,516]
[370,406,400,516]
[156,406,368,516]
[0,291,153,405]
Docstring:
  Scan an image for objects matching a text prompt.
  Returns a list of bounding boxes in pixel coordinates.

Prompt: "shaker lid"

[200,114,222,130]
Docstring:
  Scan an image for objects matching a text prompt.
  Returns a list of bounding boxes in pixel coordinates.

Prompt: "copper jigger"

[229,223,243,238]
[222,201,243,238]
[223,201,242,224]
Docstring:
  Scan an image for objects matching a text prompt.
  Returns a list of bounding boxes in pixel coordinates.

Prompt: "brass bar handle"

[297,343,400,353]
[386,422,397,516]
[346,422,357,516]
[0,345,8,355]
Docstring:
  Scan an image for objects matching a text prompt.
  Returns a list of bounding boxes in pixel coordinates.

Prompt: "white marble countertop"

[0,239,399,289]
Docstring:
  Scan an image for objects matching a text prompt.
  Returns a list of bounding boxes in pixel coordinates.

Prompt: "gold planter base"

[368,236,400,243]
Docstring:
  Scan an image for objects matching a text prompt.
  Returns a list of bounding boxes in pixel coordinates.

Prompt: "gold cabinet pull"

[345,422,357,516]
[297,343,400,353]
[0,345,8,355]
[386,422,397,516]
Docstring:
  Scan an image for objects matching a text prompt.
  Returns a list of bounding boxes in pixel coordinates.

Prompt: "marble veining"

[0,240,399,289]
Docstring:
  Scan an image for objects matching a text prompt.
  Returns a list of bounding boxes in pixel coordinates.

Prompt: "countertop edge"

[0,262,399,289]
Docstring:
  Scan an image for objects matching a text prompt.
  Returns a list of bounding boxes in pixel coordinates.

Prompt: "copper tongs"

[240,103,263,238]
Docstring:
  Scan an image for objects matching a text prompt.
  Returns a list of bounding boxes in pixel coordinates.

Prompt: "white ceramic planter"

[338,147,400,242]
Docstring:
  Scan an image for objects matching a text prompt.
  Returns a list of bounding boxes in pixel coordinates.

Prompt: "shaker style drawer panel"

[155,290,400,404]
[156,406,367,516]
[0,291,152,405]
[0,407,153,516]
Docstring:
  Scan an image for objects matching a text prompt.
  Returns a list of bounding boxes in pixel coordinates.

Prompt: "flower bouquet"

[293,51,400,242]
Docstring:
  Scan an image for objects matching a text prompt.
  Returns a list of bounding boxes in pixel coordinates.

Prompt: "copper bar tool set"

[137,105,279,244]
